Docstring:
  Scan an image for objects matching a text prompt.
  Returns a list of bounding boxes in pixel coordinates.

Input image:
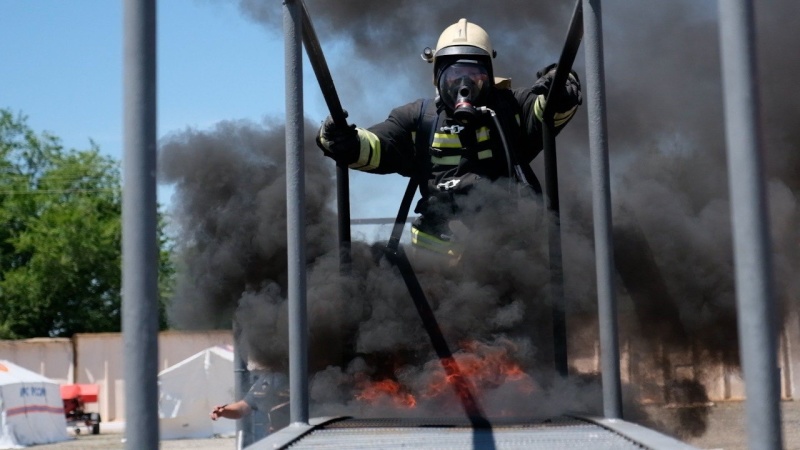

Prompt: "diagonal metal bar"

[383,246,493,436]
[541,0,584,378]
[298,0,351,270]
[384,181,490,430]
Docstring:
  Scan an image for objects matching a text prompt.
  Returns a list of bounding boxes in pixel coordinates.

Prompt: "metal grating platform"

[246,416,699,450]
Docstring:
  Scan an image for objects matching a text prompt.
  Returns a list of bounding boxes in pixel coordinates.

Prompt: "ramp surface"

[247,416,698,450]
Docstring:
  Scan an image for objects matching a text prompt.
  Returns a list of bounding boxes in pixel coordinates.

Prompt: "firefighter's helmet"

[422,18,496,86]
[422,19,496,119]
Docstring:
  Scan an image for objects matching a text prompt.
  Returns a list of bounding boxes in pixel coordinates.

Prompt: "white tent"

[158,345,236,440]
[0,360,68,449]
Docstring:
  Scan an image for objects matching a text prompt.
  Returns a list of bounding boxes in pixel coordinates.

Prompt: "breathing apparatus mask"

[437,61,490,125]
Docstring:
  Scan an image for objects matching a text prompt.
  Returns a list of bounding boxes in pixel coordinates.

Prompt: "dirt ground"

[30,400,800,450]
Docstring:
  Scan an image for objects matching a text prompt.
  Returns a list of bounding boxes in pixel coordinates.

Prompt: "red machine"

[60,384,102,434]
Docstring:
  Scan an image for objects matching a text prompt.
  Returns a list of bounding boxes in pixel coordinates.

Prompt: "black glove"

[531,63,582,122]
[316,113,359,164]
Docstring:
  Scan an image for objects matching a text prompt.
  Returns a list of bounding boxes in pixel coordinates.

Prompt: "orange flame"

[355,341,536,410]
[356,378,417,408]
[422,341,536,399]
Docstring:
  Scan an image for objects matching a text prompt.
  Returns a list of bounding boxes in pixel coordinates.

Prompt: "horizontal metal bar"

[351,217,417,225]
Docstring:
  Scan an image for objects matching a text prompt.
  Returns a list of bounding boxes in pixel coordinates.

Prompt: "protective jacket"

[244,373,289,432]
[342,83,577,253]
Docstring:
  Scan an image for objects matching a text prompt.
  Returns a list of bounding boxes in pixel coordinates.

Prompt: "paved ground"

[31,434,235,450]
[660,401,800,450]
[30,401,800,449]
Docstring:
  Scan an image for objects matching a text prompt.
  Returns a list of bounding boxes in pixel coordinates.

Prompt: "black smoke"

[161,0,799,439]
[159,118,595,418]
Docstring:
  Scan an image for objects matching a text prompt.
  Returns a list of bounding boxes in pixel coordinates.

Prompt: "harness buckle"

[440,124,465,134]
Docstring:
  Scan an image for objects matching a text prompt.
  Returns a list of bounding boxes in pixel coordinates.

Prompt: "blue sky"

[2,1,291,145]
[0,0,404,240]
[1,1,278,197]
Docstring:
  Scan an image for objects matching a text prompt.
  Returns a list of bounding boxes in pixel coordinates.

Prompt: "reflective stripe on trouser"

[411,225,461,257]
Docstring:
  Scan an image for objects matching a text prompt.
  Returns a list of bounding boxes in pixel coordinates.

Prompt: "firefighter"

[210,370,289,434]
[317,18,581,256]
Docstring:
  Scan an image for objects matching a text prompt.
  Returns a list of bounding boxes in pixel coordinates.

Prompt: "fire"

[355,378,417,408]
[355,340,536,410]
[461,340,535,390]
[423,341,537,399]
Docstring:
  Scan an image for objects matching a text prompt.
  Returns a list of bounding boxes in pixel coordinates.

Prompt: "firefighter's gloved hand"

[532,63,582,124]
[532,64,581,99]
[316,113,359,164]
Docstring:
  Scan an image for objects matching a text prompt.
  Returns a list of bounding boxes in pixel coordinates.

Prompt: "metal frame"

[576,416,699,450]
[119,0,783,448]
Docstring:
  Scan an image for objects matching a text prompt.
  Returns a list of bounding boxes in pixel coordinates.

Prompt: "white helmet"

[422,18,496,86]
[422,19,497,119]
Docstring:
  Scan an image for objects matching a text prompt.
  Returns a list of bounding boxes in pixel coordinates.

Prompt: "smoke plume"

[160,0,799,439]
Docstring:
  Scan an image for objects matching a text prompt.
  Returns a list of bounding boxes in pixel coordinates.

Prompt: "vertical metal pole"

[582,0,622,419]
[284,0,309,425]
[122,0,159,448]
[718,1,783,449]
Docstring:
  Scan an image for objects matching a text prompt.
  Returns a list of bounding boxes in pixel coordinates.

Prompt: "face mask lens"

[443,64,488,91]
[439,63,489,113]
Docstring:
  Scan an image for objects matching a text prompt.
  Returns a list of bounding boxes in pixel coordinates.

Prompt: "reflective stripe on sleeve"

[534,94,546,122]
[533,95,577,126]
[349,128,381,171]
[554,105,578,127]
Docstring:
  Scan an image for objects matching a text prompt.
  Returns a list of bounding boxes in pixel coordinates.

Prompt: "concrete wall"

[569,315,797,404]
[0,330,232,422]
[1,319,796,421]
[0,337,73,384]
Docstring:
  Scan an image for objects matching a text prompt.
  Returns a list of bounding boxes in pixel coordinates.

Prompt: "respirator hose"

[479,107,515,194]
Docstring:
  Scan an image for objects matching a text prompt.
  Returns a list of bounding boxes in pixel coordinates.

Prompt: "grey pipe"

[283,0,309,425]
[718,1,783,449]
[582,0,622,419]
[122,0,159,448]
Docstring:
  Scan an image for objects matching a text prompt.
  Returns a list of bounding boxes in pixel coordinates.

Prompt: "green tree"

[0,109,173,338]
